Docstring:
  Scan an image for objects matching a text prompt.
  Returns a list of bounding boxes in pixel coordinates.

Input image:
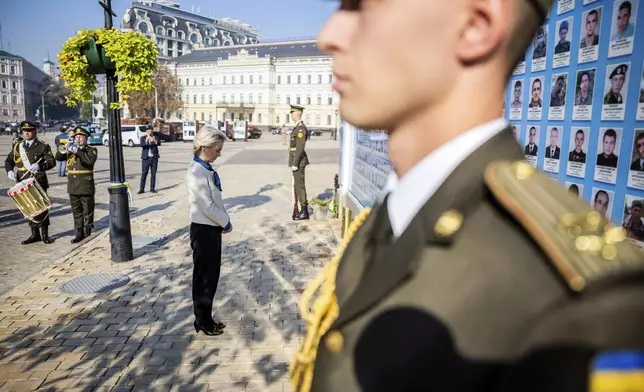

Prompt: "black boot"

[71,229,85,244]
[41,227,54,244]
[21,228,41,245]
[84,227,92,238]
[293,204,310,221]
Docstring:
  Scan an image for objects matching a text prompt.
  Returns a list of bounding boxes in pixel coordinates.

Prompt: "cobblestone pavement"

[0,133,341,391]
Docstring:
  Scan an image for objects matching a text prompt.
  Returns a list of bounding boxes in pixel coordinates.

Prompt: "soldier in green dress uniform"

[290,0,644,391]
[603,64,628,105]
[4,121,56,244]
[55,126,98,243]
[288,104,310,220]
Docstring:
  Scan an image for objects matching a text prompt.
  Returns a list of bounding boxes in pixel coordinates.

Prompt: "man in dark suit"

[524,126,538,156]
[545,127,560,159]
[138,126,159,194]
[291,0,644,391]
[630,132,644,172]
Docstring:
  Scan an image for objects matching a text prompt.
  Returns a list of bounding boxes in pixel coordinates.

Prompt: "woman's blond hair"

[193,126,227,155]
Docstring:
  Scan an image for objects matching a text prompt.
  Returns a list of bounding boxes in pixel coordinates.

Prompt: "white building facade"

[0,50,49,122]
[170,40,339,130]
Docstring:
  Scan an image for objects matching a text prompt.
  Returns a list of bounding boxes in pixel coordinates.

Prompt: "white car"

[102,124,150,147]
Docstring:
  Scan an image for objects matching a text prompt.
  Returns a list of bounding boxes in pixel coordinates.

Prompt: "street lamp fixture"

[40,84,55,124]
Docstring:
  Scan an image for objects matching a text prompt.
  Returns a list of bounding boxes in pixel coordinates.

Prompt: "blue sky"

[0,0,337,68]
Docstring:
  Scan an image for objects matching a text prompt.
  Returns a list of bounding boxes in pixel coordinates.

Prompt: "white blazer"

[186,161,230,228]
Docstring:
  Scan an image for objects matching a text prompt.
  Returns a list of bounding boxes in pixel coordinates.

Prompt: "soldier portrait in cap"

[567,127,589,178]
[531,24,548,71]
[565,181,584,200]
[594,127,622,184]
[557,0,575,14]
[524,125,540,167]
[509,79,523,119]
[622,195,644,242]
[548,72,568,120]
[579,7,603,63]
[553,17,573,68]
[592,188,614,220]
[609,0,638,57]
[627,129,644,189]
[602,63,630,121]
[527,76,544,120]
[573,68,596,120]
[543,126,563,174]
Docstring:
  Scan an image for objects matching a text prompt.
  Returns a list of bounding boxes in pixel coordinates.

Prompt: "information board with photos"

[506,0,644,244]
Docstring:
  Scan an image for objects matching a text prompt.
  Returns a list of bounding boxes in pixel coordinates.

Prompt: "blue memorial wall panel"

[505,0,644,243]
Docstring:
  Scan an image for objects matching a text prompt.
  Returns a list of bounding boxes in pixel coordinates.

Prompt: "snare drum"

[7,177,52,221]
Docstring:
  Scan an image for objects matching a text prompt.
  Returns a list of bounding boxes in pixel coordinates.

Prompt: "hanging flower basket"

[58,28,158,108]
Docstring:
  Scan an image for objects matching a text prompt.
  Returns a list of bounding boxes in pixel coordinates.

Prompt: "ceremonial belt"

[17,167,27,172]
[68,169,93,174]
[289,147,296,151]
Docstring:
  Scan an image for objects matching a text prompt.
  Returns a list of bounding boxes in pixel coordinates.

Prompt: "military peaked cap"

[20,121,37,131]
[289,104,305,112]
[609,64,628,79]
[73,126,91,137]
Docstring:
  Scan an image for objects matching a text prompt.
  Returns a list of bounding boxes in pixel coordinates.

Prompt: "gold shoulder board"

[484,160,644,293]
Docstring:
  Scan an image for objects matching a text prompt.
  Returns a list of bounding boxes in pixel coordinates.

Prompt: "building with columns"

[170,39,338,130]
[0,50,49,122]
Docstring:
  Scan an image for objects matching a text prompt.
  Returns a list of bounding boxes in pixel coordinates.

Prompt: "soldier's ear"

[455,0,511,65]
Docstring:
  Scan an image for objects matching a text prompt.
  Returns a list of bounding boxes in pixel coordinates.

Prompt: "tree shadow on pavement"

[0,210,338,391]
[223,183,283,213]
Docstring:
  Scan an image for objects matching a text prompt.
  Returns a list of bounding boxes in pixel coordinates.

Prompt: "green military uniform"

[55,127,98,243]
[604,64,628,105]
[296,128,644,392]
[4,121,56,243]
[288,104,310,220]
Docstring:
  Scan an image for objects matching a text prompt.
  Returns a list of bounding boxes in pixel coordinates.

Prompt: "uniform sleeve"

[76,148,98,168]
[4,149,14,173]
[39,144,56,171]
[292,124,308,167]
[187,169,230,228]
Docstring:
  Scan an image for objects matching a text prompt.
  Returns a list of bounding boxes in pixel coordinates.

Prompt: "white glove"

[7,171,15,181]
[291,166,298,172]
[29,163,40,173]
[67,143,79,154]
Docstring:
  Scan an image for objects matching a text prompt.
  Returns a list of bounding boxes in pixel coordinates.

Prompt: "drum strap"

[18,143,32,169]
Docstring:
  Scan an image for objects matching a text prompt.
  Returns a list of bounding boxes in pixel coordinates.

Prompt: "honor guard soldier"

[4,121,56,244]
[291,0,644,391]
[10,129,23,146]
[289,104,310,220]
[55,126,98,243]
[603,64,628,105]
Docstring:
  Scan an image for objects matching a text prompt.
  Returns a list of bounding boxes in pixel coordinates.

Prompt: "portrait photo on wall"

[602,62,630,120]
[594,127,622,184]
[579,6,602,64]
[627,129,644,190]
[584,0,599,4]
[592,188,615,220]
[553,17,574,68]
[511,124,522,143]
[528,76,545,120]
[637,62,644,120]
[524,125,540,167]
[622,194,644,242]
[573,68,596,120]
[565,182,584,199]
[532,24,549,72]
[513,52,526,75]
[567,127,590,178]
[509,79,524,120]
[548,73,568,120]
[609,0,638,57]
[544,126,563,174]
[557,0,575,14]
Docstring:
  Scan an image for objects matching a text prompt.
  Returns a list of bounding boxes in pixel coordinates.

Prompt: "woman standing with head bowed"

[186,126,231,336]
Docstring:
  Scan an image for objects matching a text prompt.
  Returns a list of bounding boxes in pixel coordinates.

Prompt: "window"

[249,94,253,104]
[179,78,183,86]
[1,81,5,88]
[305,114,310,123]
[317,74,322,84]
[2,109,7,116]
[1,95,7,104]
[240,93,244,103]
[0,64,5,73]
[296,95,301,105]
[232,76,235,84]
[240,113,244,120]
[230,112,235,120]
[12,110,18,117]
[287,75,291,84]
[178,31,185,40]
[328,74,333,83]
[193,112,196,120]
[193,78,197,85]
[306,95,311,105]
[209,94,212,104]
[222,94,227,103]
[193,95,197,104]
[201,112,205,121]
[249,113,253,122]
[327,115,332,125]
[200,94,205,104]
[286,113,290,123]
[11,81,17,90]
[240,75,244,84]
[186,78,189,85]
[185,94,189,102]
[231,94,235,104]
[276,94,281,104]
[276,115,280,124]
[307,75,311,84]
[178,112,182,119]
[156,26,164,35]
[317,94,322,105]
[286,96,291,104]
[209,114,212,121]
[138,23,148,33]
[223,76,227,84]
[297,75,301,84]
[258,113,262,123]
[259,75,263,84]
[12,96,17,104]
[277,75,281,84]
[315,114,321,125]
[250,75,254,84]
[209,77,212,85]
[328,96,333,105]
[258,94,262,104]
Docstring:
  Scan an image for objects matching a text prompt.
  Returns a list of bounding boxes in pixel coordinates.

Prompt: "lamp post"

[153,86,158,119]
[334,109,339,141]
[99,0,134,262]
[41,85,53,124]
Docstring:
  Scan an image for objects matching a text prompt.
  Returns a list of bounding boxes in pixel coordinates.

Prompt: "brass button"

[435,210,463,237]
[586,211,602,231]
[601,244,618,261]
[604,226,626,244]
[324,330,344,353]
[514,161,535,180]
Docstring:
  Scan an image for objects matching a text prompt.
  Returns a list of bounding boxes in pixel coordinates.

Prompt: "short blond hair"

[193,126,227,154]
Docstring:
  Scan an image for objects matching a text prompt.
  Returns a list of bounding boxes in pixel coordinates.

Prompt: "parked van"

[182,120,197,142]
[102,124,150,147]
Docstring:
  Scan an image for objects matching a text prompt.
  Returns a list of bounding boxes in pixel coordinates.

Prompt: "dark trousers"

[140,157,158,191]
[190,222,223,327]
[293,165,308,205]
[29,189,50,229]
[70,194,95,230]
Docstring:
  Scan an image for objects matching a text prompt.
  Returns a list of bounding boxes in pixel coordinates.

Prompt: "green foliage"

[310,198,332,207]
[79,102,93,120]
[58,28,158,109]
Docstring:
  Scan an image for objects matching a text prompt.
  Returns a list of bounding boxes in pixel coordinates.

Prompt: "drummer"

[55,126,98,243]
[4,121,57,244]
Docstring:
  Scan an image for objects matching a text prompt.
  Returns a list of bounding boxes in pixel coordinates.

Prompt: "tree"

[80,102,93,120]
[40,77,79,120]
[127,64,183,119]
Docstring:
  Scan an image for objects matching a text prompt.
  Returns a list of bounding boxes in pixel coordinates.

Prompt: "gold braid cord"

[13,143,22,165]
[290,207,373,392]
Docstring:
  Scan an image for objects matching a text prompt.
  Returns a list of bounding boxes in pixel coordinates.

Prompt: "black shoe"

[137,189,145,194]
[84,227,92,238]
[21,228,41,245]
[193,321,223,336]
[293,205,310,221]
[41,227,54,244]
[150,189,157,194]
[214,321,226,329]
[71,229,85,244]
